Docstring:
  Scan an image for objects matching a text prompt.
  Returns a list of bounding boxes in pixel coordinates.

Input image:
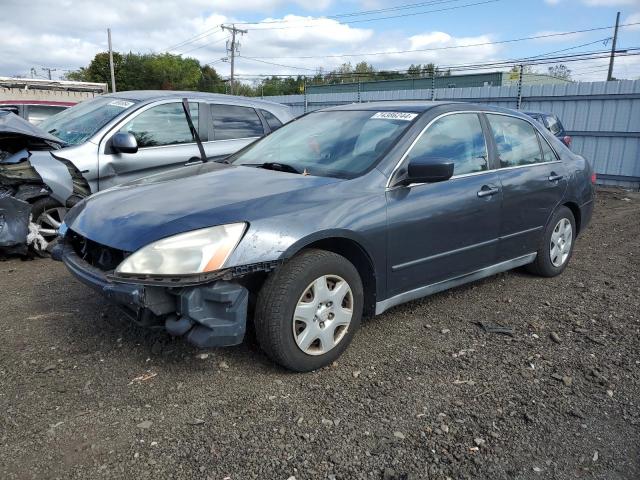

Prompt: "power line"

[241,57,319,72]
[244,0,500,30]
[178,35,230,56]
[232,49,640,78]
[236,0,472,25]
[248,22,640,59]
[165,27,221,52]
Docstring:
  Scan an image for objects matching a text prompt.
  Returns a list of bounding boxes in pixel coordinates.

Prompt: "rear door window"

[487,114,543,167]
[406,113,488,176]
[538,133,558,162]
[260,109,283,131]
[211,104,264,140]
[119,102,199,148]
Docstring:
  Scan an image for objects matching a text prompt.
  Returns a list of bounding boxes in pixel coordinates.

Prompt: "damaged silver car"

[0,92,292,255]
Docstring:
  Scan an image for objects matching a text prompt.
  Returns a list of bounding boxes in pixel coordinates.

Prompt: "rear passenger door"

[485,113,567,261]
[202,104,265,160]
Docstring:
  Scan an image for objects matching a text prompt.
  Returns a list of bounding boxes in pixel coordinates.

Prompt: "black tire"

[526,205,576,277]
[30,197,67,255]
[255,249,363,372]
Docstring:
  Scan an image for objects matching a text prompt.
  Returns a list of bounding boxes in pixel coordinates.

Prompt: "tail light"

[563,135,572,148]
[591,172,597,185]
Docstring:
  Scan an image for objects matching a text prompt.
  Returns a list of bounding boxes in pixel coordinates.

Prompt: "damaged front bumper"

[52,240,250,348]
[0,193,31,255]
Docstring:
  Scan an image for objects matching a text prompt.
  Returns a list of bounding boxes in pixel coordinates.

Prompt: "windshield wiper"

[242,162,302,174]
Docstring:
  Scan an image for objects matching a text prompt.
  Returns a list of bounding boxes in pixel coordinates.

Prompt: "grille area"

[68,230,129,271]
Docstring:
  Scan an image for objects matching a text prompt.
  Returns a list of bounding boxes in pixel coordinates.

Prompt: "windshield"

[230,110,416,179]
[39,96,139,145]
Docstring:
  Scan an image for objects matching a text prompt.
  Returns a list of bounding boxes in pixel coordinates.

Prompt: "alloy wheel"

[292,275,353,356]
[35,206,67,244]
[549,218,573,267]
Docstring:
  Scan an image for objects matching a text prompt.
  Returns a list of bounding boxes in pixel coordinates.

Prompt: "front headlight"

[115,223,246,276]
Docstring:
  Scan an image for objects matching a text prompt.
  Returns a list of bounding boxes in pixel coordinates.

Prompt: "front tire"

[30,197,67,255]
[527,206,576,277]
[255,249,363,372]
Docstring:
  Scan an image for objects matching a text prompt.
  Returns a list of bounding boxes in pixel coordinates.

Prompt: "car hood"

[65,162,342,252]
[0,111,65,150]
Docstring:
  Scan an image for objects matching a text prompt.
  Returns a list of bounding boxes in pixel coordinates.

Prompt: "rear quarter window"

[260,109,283,131]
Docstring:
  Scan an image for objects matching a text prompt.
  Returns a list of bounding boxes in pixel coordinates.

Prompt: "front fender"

[28,152,73,204]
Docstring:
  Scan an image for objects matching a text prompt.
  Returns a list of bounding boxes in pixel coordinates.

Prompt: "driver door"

[97,101,201,190]
[385,112,502,297]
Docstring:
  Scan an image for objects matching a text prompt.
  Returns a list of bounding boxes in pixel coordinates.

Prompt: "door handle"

[185,157,203,166]
[548,173,564,182]
[477,185,500,198]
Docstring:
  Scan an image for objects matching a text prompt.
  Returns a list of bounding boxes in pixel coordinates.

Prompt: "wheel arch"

[562,201,582,235]
[282,231,378,318]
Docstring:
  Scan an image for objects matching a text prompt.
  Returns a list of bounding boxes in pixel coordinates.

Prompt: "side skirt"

[375,253,537,315]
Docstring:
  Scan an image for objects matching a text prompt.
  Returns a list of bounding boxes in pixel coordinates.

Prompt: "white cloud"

[624,11,640,30]
[0,2,501,80]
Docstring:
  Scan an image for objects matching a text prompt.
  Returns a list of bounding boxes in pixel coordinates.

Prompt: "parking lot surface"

[1,189,638,480]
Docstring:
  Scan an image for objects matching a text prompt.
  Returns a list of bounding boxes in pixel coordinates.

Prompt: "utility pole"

[41,67,56,80]
[221,24,247,95]
[516,64,524,110]
[607,11,621,81]
[107,28,116,93]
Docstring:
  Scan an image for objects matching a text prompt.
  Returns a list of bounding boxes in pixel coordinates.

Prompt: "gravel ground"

[0,188,638,480]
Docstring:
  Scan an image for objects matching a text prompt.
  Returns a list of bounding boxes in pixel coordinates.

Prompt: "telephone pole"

[41,67,56,80]
[107,28,116,93]
[607,11,620,81]
[221,24,247,95]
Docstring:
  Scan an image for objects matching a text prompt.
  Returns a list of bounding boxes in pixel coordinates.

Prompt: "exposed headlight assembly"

[115,223,247,276]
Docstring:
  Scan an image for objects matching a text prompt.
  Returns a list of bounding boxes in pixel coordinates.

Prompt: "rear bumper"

[53,241,249,347]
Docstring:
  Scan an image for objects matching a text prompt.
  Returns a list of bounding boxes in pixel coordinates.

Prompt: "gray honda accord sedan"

[54,101,595,371]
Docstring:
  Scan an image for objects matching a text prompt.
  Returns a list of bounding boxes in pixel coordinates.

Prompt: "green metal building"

[306,71,569,94]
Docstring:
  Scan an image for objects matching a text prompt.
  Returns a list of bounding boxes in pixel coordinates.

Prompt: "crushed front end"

[53,228,260,348]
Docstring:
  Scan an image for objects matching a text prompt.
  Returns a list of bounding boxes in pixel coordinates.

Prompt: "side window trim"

[537,130,559,162]
[255,108,271,134]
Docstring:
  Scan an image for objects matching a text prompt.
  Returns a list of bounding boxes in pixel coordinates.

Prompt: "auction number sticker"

[108,100,135,108]
[371,112,418,121]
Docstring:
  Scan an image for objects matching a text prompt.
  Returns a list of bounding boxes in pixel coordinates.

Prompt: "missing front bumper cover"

[56,241,250,347]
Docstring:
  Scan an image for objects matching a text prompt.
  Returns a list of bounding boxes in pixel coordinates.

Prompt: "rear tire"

[527,205,576,277]
[255,249,363,372]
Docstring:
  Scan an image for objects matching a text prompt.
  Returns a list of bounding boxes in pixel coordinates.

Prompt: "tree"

[64,52,225,92]
[547,64,572,81]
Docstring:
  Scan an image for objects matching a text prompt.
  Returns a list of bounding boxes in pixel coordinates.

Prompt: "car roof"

[320,101,535,118]
[105,90,286,109]
[523,111,553,116]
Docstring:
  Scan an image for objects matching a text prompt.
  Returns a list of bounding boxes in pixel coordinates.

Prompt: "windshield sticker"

[108,100,135,108]
[371,112,418,121]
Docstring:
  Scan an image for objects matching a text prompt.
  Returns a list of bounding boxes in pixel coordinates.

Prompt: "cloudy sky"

[1,0,639,83]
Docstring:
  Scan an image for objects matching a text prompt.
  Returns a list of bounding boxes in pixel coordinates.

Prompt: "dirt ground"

[0,188,638,480]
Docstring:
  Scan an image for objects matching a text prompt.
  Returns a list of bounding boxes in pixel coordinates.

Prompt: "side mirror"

[111,132,138,154]
[399,156,454,185]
